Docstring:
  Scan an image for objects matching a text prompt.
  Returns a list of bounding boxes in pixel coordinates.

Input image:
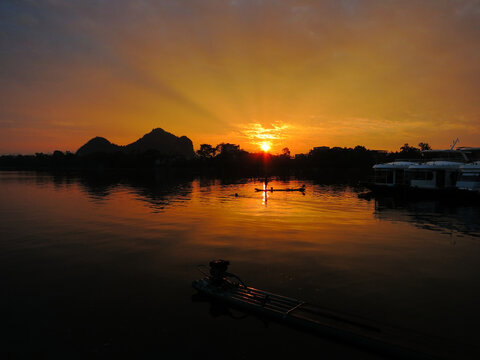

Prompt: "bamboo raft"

[193,260,474,360]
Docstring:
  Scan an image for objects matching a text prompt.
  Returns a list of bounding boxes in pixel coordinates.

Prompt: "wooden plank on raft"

[192,279,477,360]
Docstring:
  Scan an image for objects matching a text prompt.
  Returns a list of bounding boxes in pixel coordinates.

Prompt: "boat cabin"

[456,162,480,193]
[407,161,463,189]
[372,162,416,187]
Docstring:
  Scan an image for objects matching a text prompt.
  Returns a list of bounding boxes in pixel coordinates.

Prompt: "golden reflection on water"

[2,174,478,255]
[1,172,480,348]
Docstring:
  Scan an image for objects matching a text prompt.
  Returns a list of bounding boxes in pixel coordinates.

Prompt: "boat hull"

[362,183,479,201]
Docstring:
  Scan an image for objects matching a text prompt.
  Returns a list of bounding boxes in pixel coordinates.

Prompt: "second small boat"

[255,185,305,192]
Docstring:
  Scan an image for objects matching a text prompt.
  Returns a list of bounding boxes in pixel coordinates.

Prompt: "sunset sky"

[1,0,479,154]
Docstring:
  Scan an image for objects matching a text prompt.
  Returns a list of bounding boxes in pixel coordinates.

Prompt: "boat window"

[409,171,434,181]
[459,173,480,181]
[395,170,405,184]
[374,170,394,184]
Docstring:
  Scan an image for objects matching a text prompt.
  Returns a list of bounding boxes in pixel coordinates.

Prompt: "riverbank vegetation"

[0,143,430,179]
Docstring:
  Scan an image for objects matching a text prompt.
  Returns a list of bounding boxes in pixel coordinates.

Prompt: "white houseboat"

[457,162,480,193]
[369,146,478,195]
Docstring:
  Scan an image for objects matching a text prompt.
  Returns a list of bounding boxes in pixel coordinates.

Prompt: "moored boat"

[457,162,480,193]
[366,147,480,197]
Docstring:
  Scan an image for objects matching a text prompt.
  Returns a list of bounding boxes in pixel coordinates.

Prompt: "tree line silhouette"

[0,142,430,178]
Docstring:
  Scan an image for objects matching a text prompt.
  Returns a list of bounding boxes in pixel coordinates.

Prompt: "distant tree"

[215,143,240,155]
[354,145,367,152]
[281,147,291,158]
[399,143,421,158]
[196,144,216,159]
[400,143,415,152]
[418,142,431,151]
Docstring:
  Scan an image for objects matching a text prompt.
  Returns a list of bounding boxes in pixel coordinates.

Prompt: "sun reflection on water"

[262,182,269,206]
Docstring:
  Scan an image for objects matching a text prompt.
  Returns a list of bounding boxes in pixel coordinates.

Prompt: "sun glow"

[261,143,271,152]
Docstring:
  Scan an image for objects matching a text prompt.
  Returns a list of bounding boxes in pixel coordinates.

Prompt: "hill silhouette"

[76,128,194,158]
[1,132,432,183]
[124,128,193,157]
[76,137,120,156]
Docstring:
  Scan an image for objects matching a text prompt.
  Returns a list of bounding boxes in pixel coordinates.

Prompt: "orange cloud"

[1,1,479,154]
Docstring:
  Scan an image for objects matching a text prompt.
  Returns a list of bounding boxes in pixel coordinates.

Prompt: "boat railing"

[392,158,468,163]
[392,158,423,163]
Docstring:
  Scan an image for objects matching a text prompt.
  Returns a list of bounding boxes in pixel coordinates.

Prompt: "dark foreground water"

[1,171,479,357]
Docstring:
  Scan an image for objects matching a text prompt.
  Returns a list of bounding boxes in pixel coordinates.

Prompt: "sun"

[260,142,271,152]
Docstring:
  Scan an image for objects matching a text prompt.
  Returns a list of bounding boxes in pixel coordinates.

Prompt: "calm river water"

[1,171,479,357]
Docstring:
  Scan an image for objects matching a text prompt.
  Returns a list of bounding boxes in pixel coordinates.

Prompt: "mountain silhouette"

[76,137,120,156]
[125,128,194,157]
[76,128,194,158]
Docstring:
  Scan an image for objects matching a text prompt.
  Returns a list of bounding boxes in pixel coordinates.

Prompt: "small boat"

[255,185,305,192]
[193,260,471,360]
